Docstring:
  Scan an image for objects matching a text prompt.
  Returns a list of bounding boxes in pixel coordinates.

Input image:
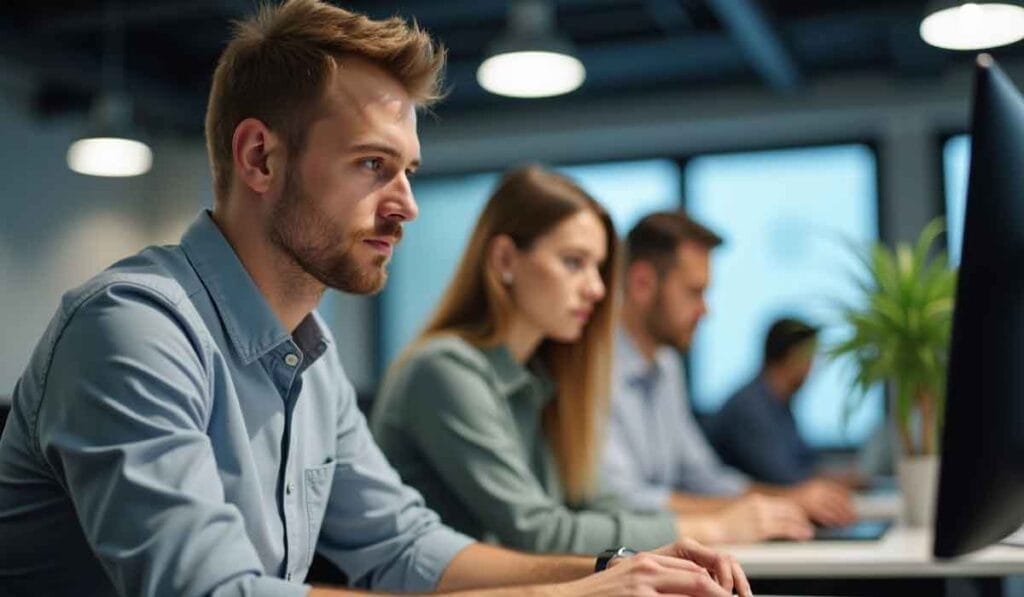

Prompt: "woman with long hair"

[371,165,757,553]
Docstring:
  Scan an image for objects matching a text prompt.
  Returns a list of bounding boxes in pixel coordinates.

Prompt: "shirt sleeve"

[667,361,750,497]
[671,409,750,497]
[599,405,671,512]
[35,284,306,597]
[314,369,474,592]
[397,352,678,554]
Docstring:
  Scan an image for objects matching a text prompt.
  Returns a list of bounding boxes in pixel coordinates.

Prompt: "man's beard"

[269,169,401,295]
[646,288,694,352]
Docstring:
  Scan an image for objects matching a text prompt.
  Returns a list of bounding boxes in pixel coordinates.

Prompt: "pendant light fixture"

[477,0,586,98]
[920,1,1024,50]
[67,0,152,177]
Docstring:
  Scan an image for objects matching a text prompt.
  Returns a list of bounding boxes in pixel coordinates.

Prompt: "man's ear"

[625,260,659,307]
[487,234,519,284]
[231,118,283,195]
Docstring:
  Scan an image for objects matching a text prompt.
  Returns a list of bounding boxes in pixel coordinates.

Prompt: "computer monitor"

[933,54,1024,559]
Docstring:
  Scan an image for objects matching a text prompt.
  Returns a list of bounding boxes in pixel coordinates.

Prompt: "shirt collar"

[753,375,789,411]
[179,210,330,365]
[480,344,554,402]
[615,326,662,386]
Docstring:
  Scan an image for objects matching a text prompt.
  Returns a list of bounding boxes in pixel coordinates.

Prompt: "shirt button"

[283,353,299,367]
[286,572,293,581]
[286,482,295,495]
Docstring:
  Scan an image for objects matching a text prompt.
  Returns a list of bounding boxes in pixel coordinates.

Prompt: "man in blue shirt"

[0,2,748,596]
[602,212,855,541]
[708,318,821,485]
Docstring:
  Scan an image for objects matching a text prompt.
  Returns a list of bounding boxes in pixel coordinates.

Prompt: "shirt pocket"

[305,460,337,557]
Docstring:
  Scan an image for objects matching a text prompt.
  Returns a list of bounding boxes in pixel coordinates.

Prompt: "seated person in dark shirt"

[709,318,851,487]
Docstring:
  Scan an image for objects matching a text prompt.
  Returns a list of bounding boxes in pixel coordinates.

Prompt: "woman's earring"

[501,271,514,286]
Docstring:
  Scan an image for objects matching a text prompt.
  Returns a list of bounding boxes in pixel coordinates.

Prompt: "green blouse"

[370,335,678,554]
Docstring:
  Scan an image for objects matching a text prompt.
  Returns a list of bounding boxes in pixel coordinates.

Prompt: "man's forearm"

[308,586,561,597]
[305,540,595,596]
[309,580,561,597]
[435,543,592,593]
[747,481,788,495]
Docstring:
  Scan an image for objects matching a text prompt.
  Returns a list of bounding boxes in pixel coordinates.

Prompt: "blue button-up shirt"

[600,329,749,512]
[0,211,472,597]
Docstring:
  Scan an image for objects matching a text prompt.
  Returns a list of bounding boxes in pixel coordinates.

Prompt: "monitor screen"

[933,54,1024,559]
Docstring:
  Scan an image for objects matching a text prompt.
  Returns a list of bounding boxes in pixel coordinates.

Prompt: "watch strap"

[595,546,637,572]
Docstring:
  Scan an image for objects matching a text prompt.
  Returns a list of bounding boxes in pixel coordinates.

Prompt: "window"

[378,160,681,371]
[942,134,970,264]
[380,172,499,368]
[558,160,682,238]
[685,144,883,448]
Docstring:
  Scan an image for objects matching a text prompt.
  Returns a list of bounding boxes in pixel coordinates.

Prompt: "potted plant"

[828,218,958,526]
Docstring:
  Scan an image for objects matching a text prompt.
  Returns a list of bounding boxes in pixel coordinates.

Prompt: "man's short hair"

[624,211,723,273]
[205,0,446,203]
[764,317,819,366]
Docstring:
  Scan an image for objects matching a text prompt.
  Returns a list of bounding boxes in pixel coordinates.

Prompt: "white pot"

[897,455,939,527]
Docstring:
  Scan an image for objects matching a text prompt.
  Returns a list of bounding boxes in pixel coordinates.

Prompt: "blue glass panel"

[686,145,883,448]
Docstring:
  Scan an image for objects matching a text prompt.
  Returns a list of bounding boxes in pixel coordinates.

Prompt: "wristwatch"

[595,546,638,572]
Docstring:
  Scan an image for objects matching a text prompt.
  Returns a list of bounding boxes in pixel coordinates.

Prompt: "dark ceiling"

[1,0,1017,137]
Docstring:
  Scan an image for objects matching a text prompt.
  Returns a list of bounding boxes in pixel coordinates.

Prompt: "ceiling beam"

[704,0,801,92]
[48,1,249,33]
[352,0,639,30]
[645,0,692,34]
[0,21,202,132]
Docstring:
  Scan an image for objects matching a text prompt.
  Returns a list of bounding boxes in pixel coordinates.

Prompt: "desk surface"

[721,492,1024,578]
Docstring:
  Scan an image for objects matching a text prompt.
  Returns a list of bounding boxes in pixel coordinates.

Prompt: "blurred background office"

[0,0,1008,453]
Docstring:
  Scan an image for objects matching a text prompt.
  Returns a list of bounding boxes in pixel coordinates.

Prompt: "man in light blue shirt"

[602,212,855,543]
[0,211,468,596]
[0,2,749,597]
[609,328,750,511]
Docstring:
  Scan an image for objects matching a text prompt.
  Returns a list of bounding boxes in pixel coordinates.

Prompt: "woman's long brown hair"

[408,164,619,504]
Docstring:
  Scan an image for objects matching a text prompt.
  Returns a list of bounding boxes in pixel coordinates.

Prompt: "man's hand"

[785,478,856,527]
[647,537,751,596]
[562,540,751,597]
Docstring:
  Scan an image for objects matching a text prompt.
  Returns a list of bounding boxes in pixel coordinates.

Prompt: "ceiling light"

[920,2,1024,50]
[477,0,585,98]
[67,1,152,177]
[67,94,153,177]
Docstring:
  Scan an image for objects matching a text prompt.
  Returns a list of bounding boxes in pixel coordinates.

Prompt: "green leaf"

[824,217,956,456]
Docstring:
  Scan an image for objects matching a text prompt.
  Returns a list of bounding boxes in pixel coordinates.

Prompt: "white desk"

[725,526,1024,578]
[721,493,1024,579]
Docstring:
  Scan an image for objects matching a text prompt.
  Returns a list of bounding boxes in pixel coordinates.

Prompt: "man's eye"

[361,158,383,172]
